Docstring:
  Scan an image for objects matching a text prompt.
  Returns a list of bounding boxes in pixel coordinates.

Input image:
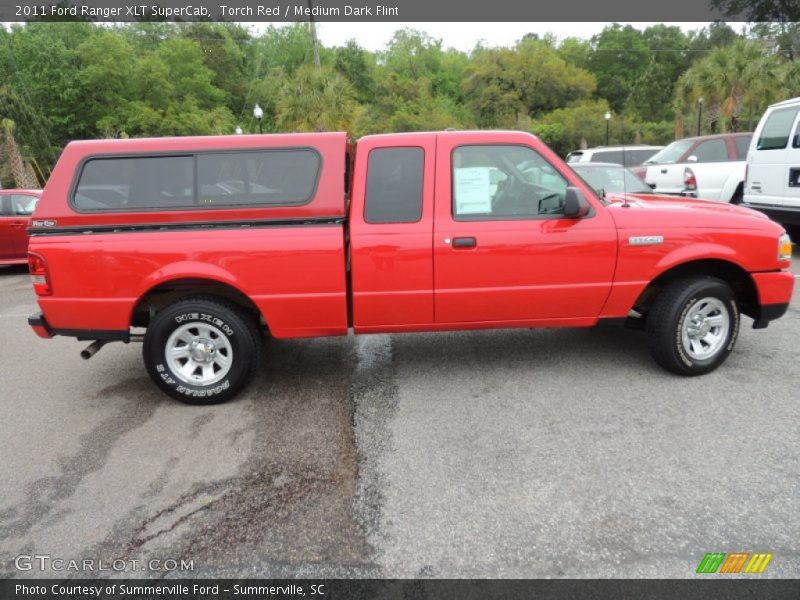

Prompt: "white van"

[744,97,800,237]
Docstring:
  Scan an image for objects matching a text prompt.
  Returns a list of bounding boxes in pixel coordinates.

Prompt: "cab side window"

[452,145,568,220]
[692,139,728,162]
[734,135,752,158]
[758,107,800,150]
[10,195,38,215]
[364,147,424,224]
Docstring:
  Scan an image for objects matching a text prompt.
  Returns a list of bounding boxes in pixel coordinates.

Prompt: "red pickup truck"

[27,131,794,404]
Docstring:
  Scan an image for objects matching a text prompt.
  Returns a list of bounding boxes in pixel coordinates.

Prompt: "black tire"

[729,185,743,205]
[646,276,740,376]
[143,296,261,404]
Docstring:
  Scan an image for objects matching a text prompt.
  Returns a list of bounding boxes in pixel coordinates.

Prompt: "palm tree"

[1,119,40,189]
[676,39,781,133]
[276,65,363,132]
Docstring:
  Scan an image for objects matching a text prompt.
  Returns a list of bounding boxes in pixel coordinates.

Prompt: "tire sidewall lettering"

[173,312,234,337]
[162,312,237,397]
[675,289,738,368]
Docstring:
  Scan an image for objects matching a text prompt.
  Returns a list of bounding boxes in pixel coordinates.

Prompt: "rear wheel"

[646,276,740,376]
[143,297,261,404]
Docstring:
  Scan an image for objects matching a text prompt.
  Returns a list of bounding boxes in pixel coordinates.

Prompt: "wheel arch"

[130,276,267,332]
[633,258,758,320]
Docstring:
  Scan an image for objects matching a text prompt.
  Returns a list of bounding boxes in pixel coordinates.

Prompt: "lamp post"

[605,111,611,146]
[253,104,264,134]
[697,97,703,136]
[235,125,243,135]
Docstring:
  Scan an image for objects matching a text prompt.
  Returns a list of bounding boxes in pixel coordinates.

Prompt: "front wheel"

[646,276,740,376]
[143,297,261,404]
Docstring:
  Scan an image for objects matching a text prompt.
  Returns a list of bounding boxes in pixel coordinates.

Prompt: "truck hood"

[604,192,777,231]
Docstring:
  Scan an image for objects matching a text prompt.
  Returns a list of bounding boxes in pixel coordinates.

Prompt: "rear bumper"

[750,270,795,328]
[743,203,800,226]
[28,311,54,339]
[28,311,129,342]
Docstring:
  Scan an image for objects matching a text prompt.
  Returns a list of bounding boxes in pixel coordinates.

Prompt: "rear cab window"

[72,149,321,212]
[591,151,623,165]
[364,147,424,224]
[757,107,800,150]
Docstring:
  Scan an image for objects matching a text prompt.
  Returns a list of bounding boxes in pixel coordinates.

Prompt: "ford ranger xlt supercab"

[26,131,794,403]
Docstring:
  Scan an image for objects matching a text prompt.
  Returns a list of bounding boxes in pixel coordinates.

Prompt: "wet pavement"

[1,253,798,578]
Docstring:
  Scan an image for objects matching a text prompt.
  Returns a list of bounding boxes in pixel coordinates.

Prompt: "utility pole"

[307,0,321,71]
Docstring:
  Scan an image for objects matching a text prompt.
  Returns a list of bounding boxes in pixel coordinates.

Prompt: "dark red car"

[0,189,41,266]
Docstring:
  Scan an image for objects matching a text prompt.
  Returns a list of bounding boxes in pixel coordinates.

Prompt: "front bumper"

[28,311,53,339]
[750,270,795,329]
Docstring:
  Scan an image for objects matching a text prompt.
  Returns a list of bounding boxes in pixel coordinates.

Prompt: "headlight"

[778,232,792,261]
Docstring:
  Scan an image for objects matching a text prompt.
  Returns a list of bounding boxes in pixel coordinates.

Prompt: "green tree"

[275,65,363,132]
[333,40,377,104]
[676,39,781,133]
[586,24,652,112]
[463,38,595,127]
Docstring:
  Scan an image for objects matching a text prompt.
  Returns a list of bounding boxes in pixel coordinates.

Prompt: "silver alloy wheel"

[681,297,730,361]
[165,322,233,386]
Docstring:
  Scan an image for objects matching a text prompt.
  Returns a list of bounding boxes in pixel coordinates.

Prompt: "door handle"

[660,168,668,174]
[11,221,26,228]
[452,236,477,248]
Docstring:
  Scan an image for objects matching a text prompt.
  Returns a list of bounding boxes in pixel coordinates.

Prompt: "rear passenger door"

[349,135,436,329]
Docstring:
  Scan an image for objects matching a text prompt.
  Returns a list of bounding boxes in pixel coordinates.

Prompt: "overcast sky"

[247,21,745,52]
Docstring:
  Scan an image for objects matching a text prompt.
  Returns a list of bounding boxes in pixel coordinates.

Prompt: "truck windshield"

[644,140,694,165]
[571,165,652,195]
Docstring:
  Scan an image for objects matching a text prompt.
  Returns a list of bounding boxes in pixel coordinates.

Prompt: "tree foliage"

[1,20,800,186]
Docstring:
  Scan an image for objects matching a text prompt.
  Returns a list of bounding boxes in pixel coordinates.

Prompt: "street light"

[253,104,264,134]
[697,97,703,136]
[605,111,611,146]
[235,125,243,135]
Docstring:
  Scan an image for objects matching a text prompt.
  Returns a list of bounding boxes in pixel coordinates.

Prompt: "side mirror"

[563,187,590,218]
[687,155,698,163]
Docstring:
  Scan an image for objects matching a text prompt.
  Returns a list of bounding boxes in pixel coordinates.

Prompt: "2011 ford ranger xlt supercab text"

[26,131,794,404]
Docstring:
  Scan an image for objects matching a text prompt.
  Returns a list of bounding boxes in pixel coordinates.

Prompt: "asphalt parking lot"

[1,252,799,579]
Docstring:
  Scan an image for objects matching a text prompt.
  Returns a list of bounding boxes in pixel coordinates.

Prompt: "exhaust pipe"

[81,340,107,360]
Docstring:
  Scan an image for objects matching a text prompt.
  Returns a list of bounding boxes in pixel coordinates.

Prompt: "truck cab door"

[349,135,436,329]
[8,195,38,257]
[747,106,800,207]
[0,196,11,259]
[432,133,618,325]
[782,113,800,210]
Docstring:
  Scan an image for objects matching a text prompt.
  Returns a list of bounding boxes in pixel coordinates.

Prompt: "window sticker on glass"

[454,167,492,214]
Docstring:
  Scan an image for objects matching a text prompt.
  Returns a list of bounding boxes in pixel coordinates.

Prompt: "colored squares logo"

[696,552,773,574]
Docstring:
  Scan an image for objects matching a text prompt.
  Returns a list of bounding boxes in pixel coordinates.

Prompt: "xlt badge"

[628,235,664,246]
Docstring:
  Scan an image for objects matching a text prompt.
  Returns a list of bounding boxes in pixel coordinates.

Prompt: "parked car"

[743,96,800,239]
[0,189,41,265]
[631,133,752,203]
[566,145,662,168]
[570,162,657,197]
[27,131,793,404]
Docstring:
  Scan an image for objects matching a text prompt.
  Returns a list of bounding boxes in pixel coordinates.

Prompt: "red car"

[0,189,41,266]
[26,131,794,404]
